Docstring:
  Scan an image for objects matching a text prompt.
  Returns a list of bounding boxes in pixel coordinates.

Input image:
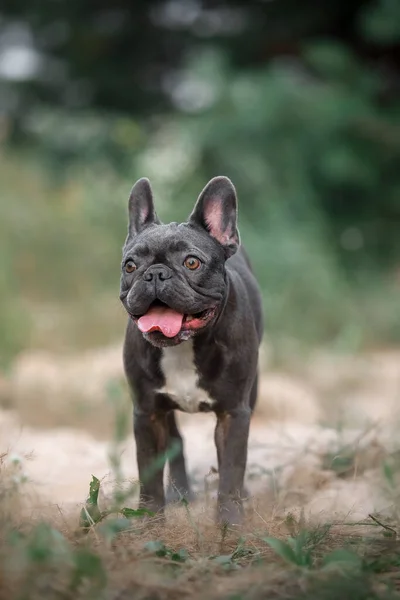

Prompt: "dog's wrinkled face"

[120,176,240,347]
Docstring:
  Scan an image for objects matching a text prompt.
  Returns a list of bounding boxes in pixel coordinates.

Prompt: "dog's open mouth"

[130,300,216,339]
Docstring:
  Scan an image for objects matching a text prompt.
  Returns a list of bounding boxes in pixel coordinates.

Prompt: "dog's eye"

[125,261,137,274]
[184,256,201,271]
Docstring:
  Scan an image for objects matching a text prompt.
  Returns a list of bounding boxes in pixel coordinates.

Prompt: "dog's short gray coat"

[120,176,263,525]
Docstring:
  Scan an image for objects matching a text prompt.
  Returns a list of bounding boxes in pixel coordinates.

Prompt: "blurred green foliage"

[0,0,399,365]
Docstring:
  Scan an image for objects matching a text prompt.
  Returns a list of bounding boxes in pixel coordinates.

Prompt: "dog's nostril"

[143,264,172,282]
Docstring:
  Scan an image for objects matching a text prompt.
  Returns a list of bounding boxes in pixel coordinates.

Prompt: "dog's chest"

[157,341,214,413]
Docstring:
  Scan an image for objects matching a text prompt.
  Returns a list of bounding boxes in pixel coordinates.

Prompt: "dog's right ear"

[127,178,160,238]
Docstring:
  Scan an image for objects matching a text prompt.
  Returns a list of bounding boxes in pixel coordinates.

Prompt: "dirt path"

[2,344,399,526]
[0,408,389,524]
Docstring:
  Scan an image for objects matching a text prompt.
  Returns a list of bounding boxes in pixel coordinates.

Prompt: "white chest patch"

[157,341,214,413]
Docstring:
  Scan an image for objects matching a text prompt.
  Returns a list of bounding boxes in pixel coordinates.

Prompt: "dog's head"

[120,176,240,348]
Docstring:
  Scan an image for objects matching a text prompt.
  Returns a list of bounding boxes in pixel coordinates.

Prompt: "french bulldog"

[120,176,263,525]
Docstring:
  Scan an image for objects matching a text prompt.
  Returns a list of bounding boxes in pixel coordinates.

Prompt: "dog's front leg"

[214,405,251,526]
[134,410,168,515]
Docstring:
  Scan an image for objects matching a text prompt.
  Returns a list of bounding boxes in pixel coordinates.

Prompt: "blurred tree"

[0,0,398,127]
[0,0,398,356]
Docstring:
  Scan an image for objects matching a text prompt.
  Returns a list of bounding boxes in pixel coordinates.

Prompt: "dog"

[120,176,263,525]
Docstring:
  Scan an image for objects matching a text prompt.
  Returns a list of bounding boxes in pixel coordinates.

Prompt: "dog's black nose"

[143,264,173,282]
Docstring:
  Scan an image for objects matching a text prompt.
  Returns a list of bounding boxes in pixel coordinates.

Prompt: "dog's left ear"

[189,176,240,258]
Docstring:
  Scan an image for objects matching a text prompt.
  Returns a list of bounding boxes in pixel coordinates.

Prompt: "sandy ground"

[1,343,399,525]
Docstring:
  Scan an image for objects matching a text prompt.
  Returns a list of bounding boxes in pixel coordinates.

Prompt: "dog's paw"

[241,485,251,499]
[216,499,244,527]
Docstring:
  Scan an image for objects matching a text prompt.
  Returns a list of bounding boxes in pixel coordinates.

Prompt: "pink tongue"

[138,306,184,338]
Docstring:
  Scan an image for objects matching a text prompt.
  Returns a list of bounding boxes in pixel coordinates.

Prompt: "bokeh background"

[0,0,399,432]
[1,0,399,365]
[1,6,400,597]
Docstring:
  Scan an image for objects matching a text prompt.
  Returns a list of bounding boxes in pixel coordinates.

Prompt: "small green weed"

[263,525,362,571]
[144,540,189,562]
[78,474,154,532]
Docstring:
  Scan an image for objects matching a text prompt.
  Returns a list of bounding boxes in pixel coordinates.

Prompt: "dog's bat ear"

[128,178,160,237]
[189,176,240,258]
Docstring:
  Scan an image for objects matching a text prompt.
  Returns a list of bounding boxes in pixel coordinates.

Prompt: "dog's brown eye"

[184,256,201,270]
[125,261,136,273]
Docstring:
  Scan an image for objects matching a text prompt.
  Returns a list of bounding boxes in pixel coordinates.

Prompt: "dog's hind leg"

[165,411,193,503]
[241,371,258,501]
[249,371,258,414]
